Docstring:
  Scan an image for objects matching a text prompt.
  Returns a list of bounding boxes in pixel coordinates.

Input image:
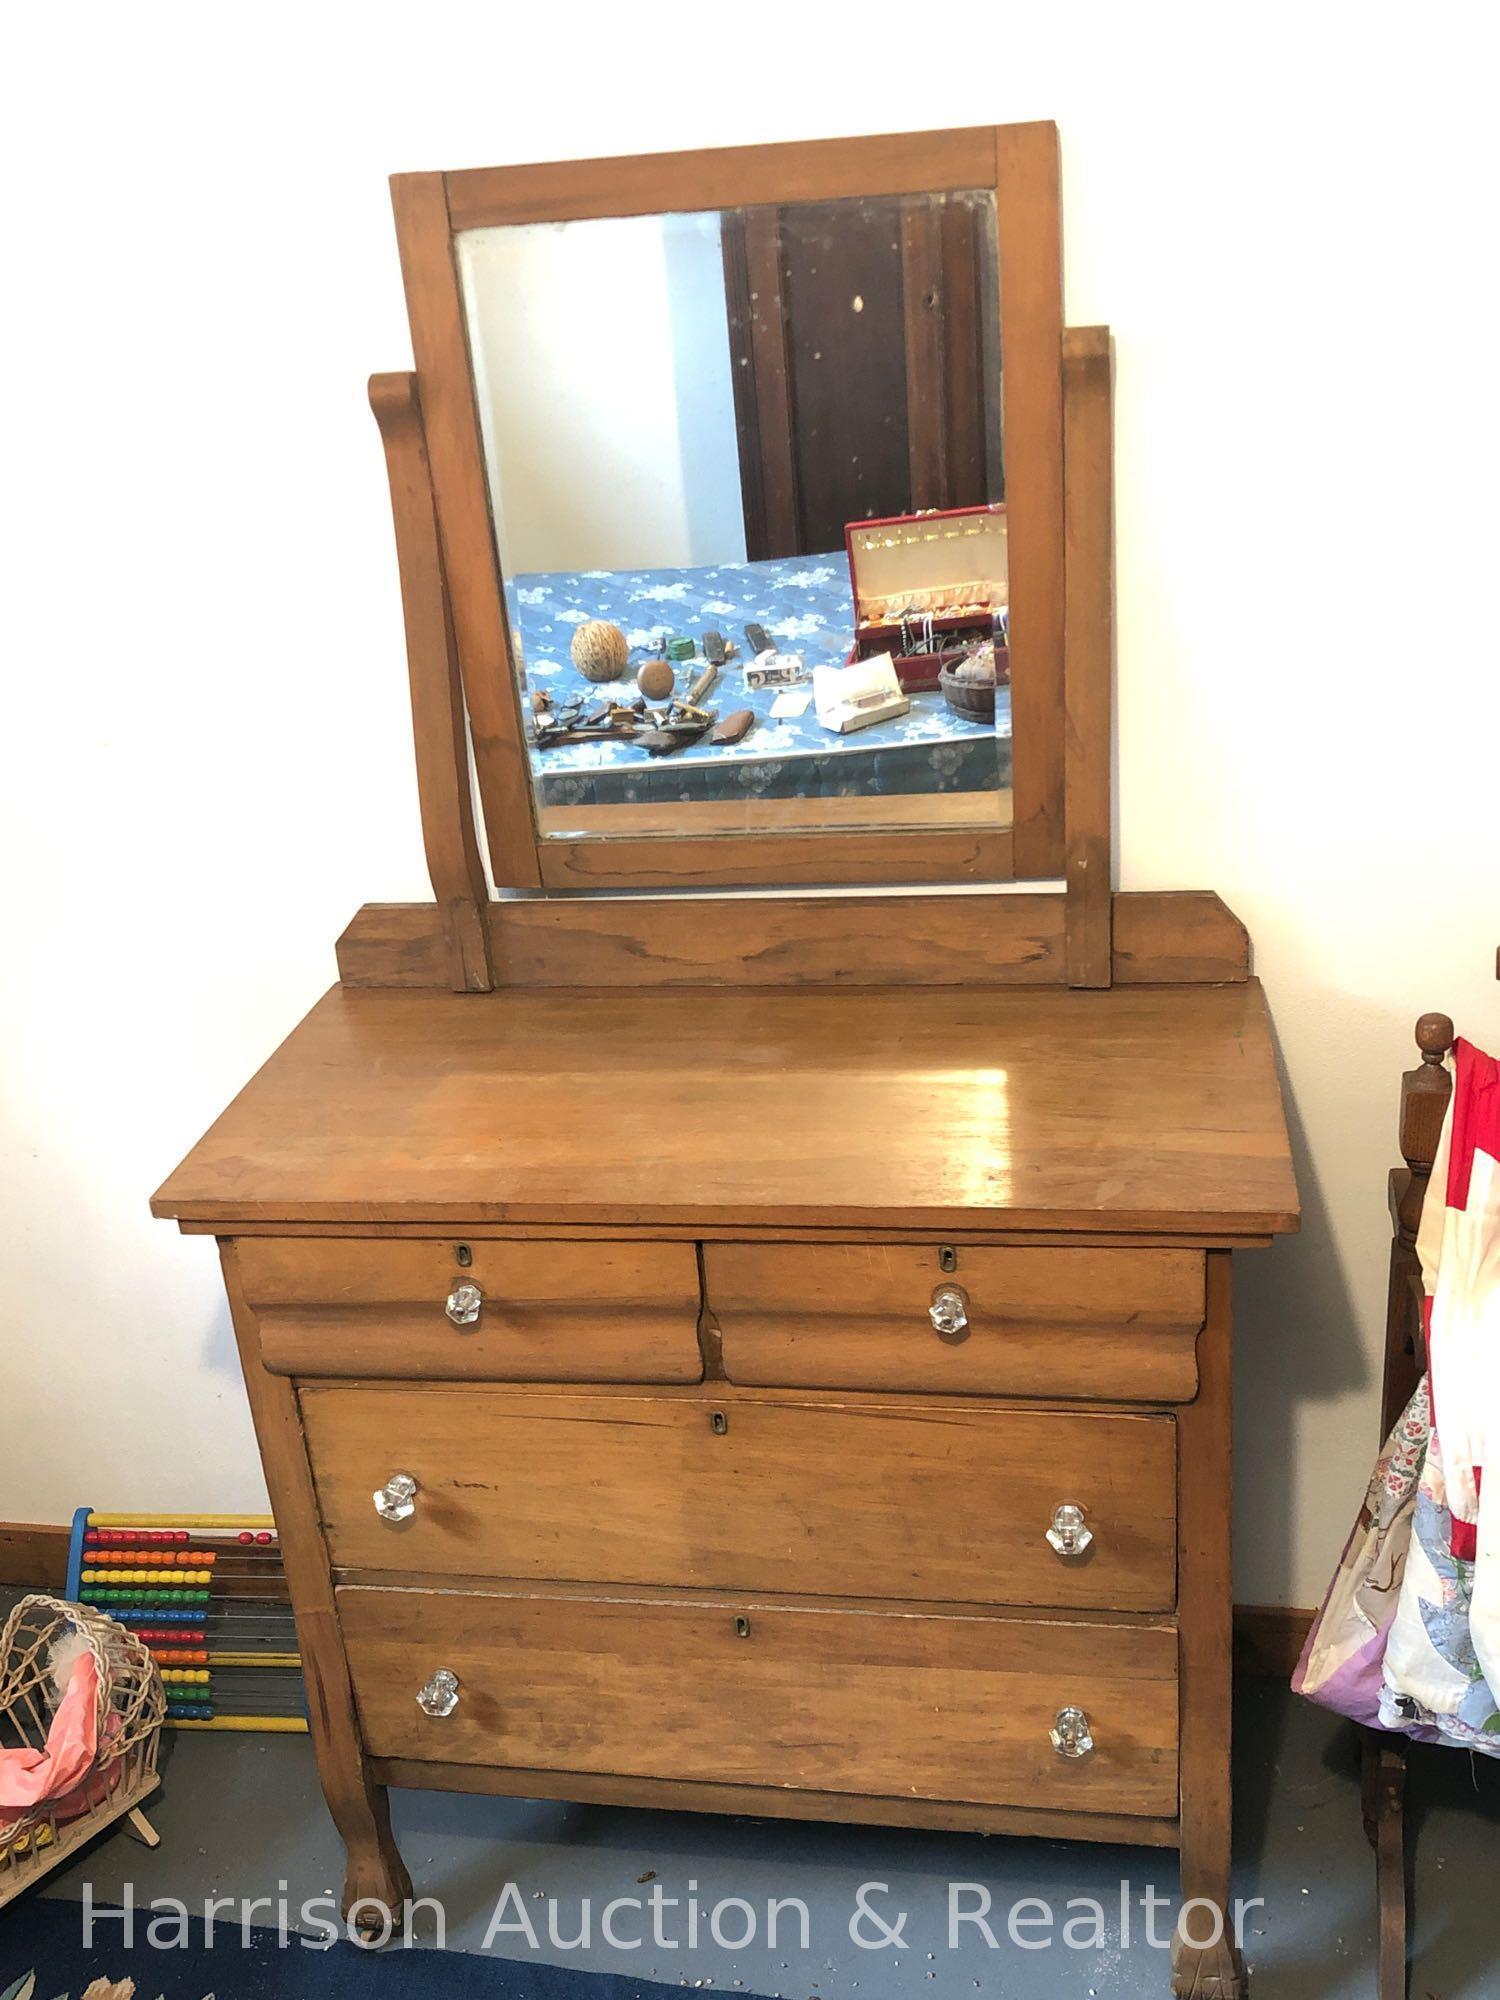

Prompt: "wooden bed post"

[369,371,493,993]
[1365,1009,1455,2000]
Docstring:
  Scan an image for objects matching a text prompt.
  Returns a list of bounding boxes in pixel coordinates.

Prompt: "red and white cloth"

[1380,1038,1500,1737]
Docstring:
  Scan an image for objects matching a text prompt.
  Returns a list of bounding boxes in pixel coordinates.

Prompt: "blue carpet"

[1,1896,737,1997]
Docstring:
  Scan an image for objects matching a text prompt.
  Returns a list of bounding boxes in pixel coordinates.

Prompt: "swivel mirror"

[391,126,1064,888]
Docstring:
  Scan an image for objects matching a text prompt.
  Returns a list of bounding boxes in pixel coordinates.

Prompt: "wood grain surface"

[242,1236,703,1382]
[706,1241,1204,1401]
[339,1584,1179,1817]
[335,890,1251,992]
[153,980,1297,1235]
[303,1387,1177,1610]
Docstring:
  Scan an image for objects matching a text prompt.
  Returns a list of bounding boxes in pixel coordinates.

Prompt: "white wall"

[460,211,746,575]
[3,2,1497,1607]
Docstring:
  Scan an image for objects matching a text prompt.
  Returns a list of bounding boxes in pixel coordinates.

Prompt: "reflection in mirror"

[457,191,1008,844]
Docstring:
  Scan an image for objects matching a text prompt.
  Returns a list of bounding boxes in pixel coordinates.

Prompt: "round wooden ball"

[636,659,676,702]
[570,619,630,683]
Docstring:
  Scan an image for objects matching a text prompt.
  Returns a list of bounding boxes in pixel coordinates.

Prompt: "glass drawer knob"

[417,1669,460,1718]
[928,1284,970,1338]
[445,1281,483,1327]
[1051,1706,1093,1759]
[373,1472,418,1523]
[1046,1503,1093,1557]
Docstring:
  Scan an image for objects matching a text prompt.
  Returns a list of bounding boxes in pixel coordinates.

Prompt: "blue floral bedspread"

[508,552,1010,810]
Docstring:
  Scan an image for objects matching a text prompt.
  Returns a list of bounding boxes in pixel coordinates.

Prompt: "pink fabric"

[0,1652,100,1829]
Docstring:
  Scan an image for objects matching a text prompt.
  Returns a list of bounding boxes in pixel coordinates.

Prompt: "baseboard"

[0,1521,70,1592]
[0,1520,1316,1678]
[1233,1603,1314,1678]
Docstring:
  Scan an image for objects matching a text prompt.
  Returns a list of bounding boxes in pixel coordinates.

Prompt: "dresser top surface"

[152,979,1298,1238]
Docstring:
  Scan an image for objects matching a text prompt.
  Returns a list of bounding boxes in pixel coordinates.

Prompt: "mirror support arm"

[369,371,494,993]
[1062,327,1115,990]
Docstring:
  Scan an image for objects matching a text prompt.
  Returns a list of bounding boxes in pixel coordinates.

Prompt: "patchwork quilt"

[1296,1039,1500,1750]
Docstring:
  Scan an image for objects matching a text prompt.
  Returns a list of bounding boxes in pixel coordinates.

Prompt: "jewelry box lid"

[845,503,1008,633]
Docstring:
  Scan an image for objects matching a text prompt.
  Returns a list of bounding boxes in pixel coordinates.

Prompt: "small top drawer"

[704,1243,1205,1402]
[237,1237,703,1384]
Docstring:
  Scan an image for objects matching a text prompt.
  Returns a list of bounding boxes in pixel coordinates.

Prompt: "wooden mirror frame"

[390,123,1066,892]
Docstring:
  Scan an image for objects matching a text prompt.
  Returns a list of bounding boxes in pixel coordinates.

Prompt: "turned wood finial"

[1415,1012,1455,1063]
[1396,1012,1456,1240]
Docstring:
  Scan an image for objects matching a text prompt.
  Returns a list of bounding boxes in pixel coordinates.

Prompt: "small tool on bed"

[710,708,756,746]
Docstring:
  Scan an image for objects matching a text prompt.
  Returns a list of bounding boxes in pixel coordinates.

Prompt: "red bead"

[238,1531,254,1545]
[256,1532,272,1545]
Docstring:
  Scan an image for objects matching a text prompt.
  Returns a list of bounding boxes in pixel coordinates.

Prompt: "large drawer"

[304,1387,1177,1612]
[237,1237,703,1383]
[704,1244,1205,1402]
[340,1585,1179,1818]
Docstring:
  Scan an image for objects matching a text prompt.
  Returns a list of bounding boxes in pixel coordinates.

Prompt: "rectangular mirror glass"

[457,190,1008,845]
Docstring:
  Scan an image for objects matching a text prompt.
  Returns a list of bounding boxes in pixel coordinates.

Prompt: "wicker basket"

[0,1595,165,1906]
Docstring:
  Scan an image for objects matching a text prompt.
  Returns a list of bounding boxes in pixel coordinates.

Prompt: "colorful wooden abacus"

[67,1511,307,1733]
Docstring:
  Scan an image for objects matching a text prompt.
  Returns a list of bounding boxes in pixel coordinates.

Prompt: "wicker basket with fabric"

[0,1594,165,1906]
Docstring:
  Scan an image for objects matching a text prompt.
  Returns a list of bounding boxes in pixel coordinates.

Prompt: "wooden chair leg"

[1361,1727,1381,1847]
[1366,1733,1408,2000]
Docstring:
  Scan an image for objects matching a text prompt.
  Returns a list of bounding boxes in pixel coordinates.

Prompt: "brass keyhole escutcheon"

[939,1245,958,1273]
[710,1410,728,1435]
[455,1243,473,1268]
[735,1615,751,1639]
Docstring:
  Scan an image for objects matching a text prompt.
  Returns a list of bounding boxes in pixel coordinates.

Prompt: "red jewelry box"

[844,502,1008,692]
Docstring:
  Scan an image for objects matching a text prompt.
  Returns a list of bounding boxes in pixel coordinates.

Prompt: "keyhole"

[735,1616,752,1639]
[711,1411,728,1435]
[455,1244,473,1268]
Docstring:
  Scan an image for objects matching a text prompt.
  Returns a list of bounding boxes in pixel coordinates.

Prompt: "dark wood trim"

[0,1522,69,1591]
[1232,1604,1314,1679]
[336,889,1250,992]
[900,199,947,506]
[389,123,1068,893]
[721,207,800,559]
[1062,328,1114,988]
[368,372,493,991]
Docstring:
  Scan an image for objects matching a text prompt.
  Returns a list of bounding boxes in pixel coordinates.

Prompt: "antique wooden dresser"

[153,125,1297,1999]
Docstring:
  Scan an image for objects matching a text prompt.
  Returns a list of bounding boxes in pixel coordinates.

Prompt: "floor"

[12,1677,1500,1996]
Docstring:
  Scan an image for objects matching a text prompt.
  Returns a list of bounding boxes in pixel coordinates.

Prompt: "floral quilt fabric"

[508,552,1010,809]
[1297,1040,1500,1751]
